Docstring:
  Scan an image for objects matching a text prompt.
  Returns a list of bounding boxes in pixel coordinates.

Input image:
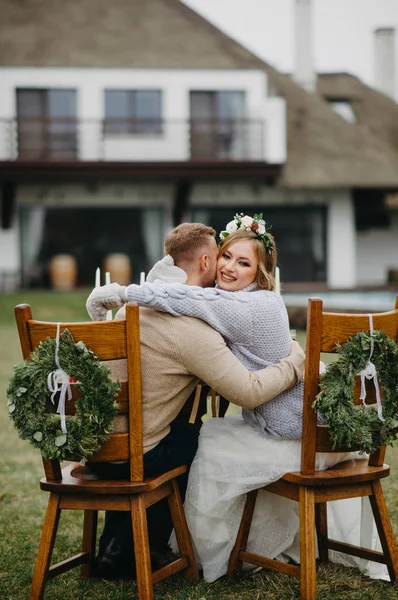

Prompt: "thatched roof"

[318,73,398,154]
[1,0,398,188]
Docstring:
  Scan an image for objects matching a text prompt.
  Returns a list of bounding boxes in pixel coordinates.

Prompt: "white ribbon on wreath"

[47,323,72,434]
[359,314,384,422]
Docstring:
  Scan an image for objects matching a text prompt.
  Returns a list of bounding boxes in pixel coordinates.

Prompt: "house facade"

[0,0,397,290]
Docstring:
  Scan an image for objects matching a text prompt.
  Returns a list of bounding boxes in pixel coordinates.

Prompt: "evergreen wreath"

[7,329,120,460]
[313,330,398,454]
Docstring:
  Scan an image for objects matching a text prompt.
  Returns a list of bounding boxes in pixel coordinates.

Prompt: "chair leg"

[299,487,316,600]
[131,496,154,600]
[315,502,329,563]
[369,480,398,582]
[29,493,61,600]
[227,489,258,579]
[168,479,199,580]
[80,510,98,577]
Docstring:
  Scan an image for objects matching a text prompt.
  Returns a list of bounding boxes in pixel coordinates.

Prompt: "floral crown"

[219,213,273,254]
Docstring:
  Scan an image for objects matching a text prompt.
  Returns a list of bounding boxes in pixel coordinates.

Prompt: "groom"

[86,222,305,579]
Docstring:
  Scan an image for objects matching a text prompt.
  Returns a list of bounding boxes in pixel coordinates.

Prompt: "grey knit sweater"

[126,281,304,439]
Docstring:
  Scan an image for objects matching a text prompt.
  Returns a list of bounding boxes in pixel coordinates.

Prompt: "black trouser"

[90,420,200,556]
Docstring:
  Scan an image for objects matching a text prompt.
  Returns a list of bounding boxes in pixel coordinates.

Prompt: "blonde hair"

[218,229,277,291]
[165,223,216,265]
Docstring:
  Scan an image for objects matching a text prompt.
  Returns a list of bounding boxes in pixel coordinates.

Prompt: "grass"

[0,291,397,599]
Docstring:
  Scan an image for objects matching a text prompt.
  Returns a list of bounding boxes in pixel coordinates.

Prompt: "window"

[104,90,162,134]
[189,91,247,159]
[16,89,77,159]
[327,99,357,123]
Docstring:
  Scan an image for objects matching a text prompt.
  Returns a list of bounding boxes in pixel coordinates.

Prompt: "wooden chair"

[15,303,199,600]
[227,297,398,599]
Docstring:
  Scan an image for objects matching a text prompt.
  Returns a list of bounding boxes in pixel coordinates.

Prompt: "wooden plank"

[369,480,398,581]
[167,479,199,580]
[265,479,299,502]
[143,482,173,509]
[152,558,190,584]
[131,495,153,600]
[189,384,202,424]
[59,495,131,511]
[27,319,127,360]
[315,483,372,503]
[315,426,352,453]
[239,551,299,578]
[15,304,33,359]
[315,503,329,563]
[81,510,97,577]
[64,380,129,415]
[47,552,88,579]
[284,460,389,486]
[227,490,258,577]
[299,487,316,599]
[327,540,385,564]
[29,493,61,600]
[321,308,398,352]
[87,433,129,462]
[301,298,323,475]
[126,305,144,482]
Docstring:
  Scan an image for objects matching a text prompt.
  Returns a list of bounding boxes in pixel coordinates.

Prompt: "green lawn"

[0,291,397,600]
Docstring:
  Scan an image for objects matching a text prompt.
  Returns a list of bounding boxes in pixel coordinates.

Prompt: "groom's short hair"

[165,223,216,264]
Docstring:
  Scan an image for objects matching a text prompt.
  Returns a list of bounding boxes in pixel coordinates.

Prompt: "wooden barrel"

[49,254,77,290]
[103,253,132,285]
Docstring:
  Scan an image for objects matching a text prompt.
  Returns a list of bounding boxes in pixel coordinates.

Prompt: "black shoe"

[94,537,136,580]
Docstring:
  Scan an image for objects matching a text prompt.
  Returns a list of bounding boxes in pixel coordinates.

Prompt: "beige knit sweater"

[110,307,304,452]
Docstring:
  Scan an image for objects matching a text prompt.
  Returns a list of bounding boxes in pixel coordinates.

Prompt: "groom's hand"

[86,283,128,321]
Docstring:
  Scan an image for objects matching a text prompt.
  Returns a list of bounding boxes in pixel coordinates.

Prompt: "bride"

[91,213,389,583]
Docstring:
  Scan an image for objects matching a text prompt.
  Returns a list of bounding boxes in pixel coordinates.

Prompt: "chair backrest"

[301,296,398,475]
[14,303,143,483]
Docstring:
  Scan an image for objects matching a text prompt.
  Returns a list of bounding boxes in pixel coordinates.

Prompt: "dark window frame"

[104,89,163,135]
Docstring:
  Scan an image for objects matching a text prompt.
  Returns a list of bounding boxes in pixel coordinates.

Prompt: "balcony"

[0,116,272,160]
[0,117,284,182]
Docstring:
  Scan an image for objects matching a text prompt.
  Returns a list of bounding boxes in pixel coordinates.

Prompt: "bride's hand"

[86,283,128,321]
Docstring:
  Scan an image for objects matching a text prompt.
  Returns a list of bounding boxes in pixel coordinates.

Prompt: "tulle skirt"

[171,414,388,583]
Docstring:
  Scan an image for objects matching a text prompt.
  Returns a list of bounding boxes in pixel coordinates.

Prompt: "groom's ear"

[199,253,209,273]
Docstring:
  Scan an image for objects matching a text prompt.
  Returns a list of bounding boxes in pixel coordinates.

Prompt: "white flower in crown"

[257,222,266,234]
[226,219,238,234]
[240,215,254,229]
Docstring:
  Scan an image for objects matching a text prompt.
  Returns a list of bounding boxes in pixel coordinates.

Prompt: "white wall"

[17,182,174,209]
[0,67,286,164]
[327,190,357,289]
[0,212,20,290]
[0,224,19,271]
[357,214,398,285]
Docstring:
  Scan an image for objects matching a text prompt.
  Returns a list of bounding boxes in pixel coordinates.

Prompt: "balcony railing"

[0,117,267,163]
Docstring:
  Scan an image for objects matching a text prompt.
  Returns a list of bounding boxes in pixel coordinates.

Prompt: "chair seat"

[282,459,390,486]
[40,462,188,494]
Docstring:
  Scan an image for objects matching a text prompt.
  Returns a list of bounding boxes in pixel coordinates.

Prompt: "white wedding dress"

[172,414,389,583]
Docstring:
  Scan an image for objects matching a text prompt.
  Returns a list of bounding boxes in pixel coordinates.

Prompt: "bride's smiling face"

[217,240,258,291]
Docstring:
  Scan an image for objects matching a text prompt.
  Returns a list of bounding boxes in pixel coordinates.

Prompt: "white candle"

[105,272,112,320]
[95,267,101,288]
[140,271,145,285]
[275,266,281,295]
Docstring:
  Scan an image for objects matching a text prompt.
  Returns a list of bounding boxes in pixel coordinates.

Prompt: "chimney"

[374,27,396,101]
[294,0,316,92]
